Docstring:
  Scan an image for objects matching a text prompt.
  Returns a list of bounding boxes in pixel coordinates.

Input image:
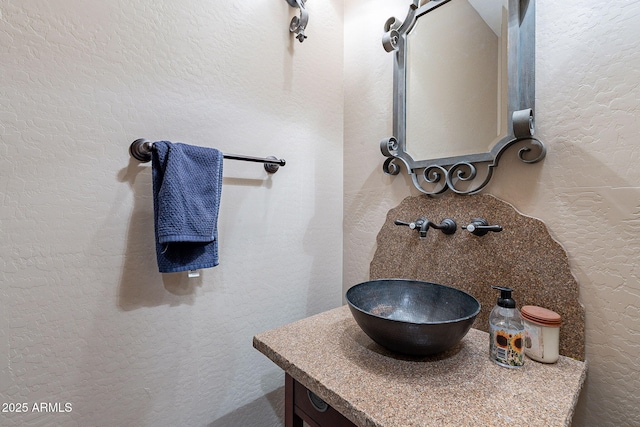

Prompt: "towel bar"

[129,139,286,174]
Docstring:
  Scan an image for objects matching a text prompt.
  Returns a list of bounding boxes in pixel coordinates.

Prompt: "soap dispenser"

[489,286,525,368]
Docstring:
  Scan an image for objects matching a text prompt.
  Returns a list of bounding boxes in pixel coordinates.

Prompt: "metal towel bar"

[129,139,286,174]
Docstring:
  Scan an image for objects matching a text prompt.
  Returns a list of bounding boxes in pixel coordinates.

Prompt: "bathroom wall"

[1,1,343,426]
[344,1,640,426]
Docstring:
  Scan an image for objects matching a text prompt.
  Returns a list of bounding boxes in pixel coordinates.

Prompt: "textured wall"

[344,1,640,426]
[0,1,343,426]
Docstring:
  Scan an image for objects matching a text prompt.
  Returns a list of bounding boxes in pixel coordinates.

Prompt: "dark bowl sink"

[345,279,481,356]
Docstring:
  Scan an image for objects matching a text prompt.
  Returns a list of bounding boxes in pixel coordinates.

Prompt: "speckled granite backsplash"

[369,193,585,361]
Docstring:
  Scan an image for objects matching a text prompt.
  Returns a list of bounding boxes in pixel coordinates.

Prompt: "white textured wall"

[1,0,343,426]
[344,1,640,426]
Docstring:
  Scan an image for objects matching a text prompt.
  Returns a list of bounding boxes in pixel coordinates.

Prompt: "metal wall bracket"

[286,0,309,42]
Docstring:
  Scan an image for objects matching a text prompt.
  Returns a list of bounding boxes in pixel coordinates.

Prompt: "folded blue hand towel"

[151,141,223,273]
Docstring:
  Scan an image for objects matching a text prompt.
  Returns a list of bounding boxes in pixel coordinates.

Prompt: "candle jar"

[521,305,561,363]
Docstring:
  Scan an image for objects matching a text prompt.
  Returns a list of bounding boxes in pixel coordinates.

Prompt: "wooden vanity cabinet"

[285,373,357,427]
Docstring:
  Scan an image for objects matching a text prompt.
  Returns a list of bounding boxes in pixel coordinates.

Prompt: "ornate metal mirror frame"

[380,0,545,195]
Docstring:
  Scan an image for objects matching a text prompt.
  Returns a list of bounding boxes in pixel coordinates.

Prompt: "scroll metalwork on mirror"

[380,0,545,195]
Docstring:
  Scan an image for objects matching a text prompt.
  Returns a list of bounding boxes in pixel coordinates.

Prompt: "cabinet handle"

[307,390,329,412]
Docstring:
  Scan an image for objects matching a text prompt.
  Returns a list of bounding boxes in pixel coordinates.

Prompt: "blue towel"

[151,141,223,273]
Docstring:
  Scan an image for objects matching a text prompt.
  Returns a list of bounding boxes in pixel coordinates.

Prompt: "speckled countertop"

[253,305,587,427]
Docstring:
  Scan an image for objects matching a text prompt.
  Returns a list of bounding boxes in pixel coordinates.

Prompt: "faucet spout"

[417,218,456,238]
[417,218,429,238]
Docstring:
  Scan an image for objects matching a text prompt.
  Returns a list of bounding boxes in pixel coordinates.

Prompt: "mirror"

[380,0,545,195]
[407,0,508,160]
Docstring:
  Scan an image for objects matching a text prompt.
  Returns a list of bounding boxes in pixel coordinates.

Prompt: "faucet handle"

[395,218,428,238]
[394,219,425,230]
[394,219,417,229]
[463,218,503,236]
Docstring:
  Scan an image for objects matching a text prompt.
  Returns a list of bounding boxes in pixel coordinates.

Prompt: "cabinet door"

[287,374,357,427]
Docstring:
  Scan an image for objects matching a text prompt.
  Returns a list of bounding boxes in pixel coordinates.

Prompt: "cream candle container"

[521,305,561,363]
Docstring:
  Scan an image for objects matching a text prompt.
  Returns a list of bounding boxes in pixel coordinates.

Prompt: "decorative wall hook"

[286,0,309,42]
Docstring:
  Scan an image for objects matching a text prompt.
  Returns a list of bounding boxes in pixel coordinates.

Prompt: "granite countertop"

[253,305,587,427]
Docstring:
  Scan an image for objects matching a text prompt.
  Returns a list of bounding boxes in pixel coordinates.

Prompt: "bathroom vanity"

[254,306,587,427]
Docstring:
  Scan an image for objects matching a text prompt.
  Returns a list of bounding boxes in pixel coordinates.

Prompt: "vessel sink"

[345,279,481,356]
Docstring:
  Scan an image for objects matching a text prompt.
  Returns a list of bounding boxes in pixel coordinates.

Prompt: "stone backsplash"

[369,193,585,360]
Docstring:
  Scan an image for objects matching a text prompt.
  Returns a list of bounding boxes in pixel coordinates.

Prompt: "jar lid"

[521,305,561,326]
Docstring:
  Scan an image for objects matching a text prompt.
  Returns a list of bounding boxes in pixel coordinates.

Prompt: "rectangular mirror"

[407,0,508,160]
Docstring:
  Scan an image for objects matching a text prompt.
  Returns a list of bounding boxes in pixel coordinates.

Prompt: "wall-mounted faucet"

[395,218,457,238]
[463,218,503,236]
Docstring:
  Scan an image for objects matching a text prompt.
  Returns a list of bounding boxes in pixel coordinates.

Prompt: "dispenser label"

[490,326,524,367]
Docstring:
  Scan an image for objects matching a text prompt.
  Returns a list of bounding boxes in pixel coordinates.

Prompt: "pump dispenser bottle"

[489,286,525,368]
